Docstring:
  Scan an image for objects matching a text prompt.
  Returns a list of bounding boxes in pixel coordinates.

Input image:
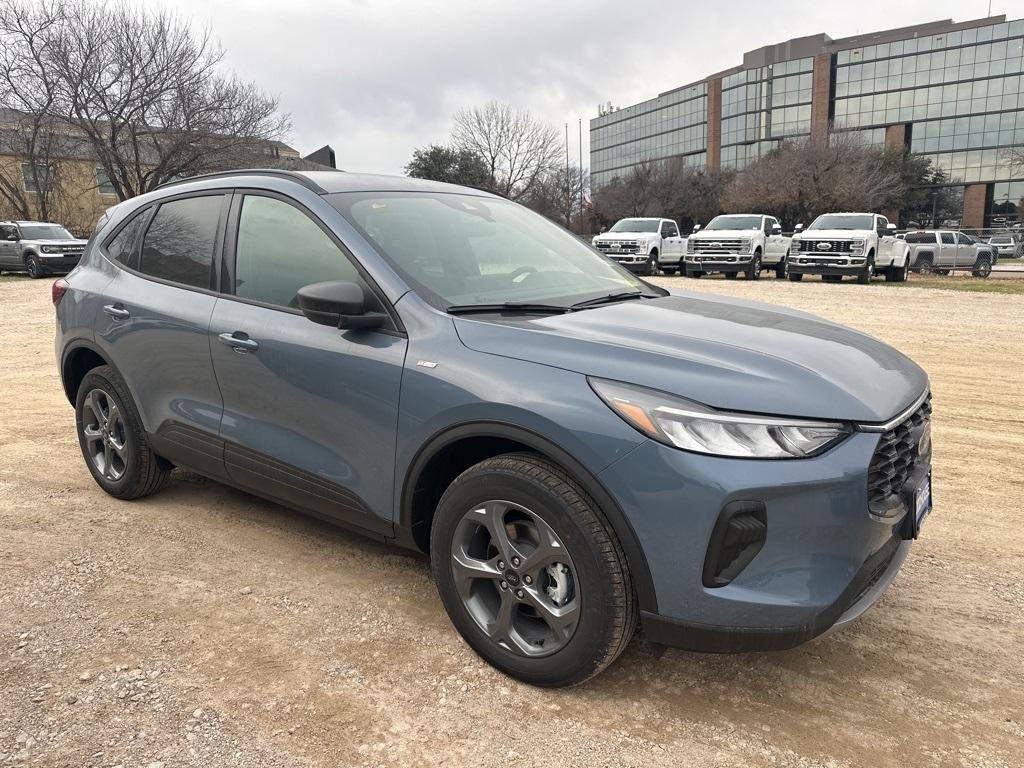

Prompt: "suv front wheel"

[75,365,170,499]
[430,453,636,687]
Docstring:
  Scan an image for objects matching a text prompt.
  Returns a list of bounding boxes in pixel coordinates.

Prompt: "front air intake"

[702,501,767,588]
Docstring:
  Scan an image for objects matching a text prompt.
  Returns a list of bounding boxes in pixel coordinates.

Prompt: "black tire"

[857,254,875,284]
[788,272,804,281]
[774,259,787,279]
[746,252,762,280]
[430,453,636,687]
[724,271,737,279]
[886,259,910,282]
[75,365,170,500]
[822,274,842,283]
[25,255,44,279]
[972,257,992,278]
[645,252,659,276]
[915,256,933,275]
[686,267,702,278]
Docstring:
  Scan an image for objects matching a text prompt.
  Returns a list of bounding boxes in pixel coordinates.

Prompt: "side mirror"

[794,223,804,232]
[297,281,387,330]
[5,233,17,241]
[692,224,702,233]
[771,225,782,235]
[886,224,898,234]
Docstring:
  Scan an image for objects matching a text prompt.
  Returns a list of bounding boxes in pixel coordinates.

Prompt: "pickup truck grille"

[799,239,853,253]
[867,394,932,517]
[595,241,639,254]
[691,238,745,253]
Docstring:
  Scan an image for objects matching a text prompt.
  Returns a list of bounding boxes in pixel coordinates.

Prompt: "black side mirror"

[692,224,702,233]
[297,281,387,330]
[771,225,782,235]
[794,223,804,232]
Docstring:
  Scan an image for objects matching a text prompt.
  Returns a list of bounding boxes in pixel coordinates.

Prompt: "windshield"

[328,192,654,309]
[608,219,659,233]
[807,214,875,231]
[18,224,74,240]
[704,215,762,231]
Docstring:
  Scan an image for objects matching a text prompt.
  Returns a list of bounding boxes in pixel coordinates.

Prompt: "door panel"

[210,299,406,533]
[939,232,956,267]
[96,267,226,478]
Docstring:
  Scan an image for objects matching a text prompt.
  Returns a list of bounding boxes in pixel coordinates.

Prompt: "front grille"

[692,238,745,253]
[598,239,634,253]
[799,239,853,253]
[867,394,932,517]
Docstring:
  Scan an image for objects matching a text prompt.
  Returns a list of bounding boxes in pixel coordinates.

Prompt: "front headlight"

[851,239,865,253]
[686,239,695,253]
[590,379,850,459]
[739,239,752,254]
[41,245,57,253]
[790,240,800,255]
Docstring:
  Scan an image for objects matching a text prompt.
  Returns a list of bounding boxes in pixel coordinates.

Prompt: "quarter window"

[233,195,364,310]
[105,211,150,270]
[139,196,221,289]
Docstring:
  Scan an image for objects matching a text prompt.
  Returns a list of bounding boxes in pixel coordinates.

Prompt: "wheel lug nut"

[497,560,505,569]
[523,575,532,585]
[515,589,524,599]
[511,557,521,567]
[499,580,508,590]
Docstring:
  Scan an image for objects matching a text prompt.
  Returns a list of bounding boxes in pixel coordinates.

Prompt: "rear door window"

[940,233,955,244]
[139,196,223,289]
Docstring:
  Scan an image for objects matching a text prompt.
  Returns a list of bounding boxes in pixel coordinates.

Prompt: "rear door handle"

[218,331,259,353]
[103,304,130,320]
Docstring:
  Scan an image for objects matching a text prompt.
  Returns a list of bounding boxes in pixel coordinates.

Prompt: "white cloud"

[146,0,999,173]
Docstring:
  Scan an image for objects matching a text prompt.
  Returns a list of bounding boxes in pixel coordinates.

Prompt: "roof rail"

[154,168,334,195]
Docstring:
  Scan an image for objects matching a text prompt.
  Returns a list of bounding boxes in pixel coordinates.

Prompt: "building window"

[21,163,54,193]
[96,168,116,195]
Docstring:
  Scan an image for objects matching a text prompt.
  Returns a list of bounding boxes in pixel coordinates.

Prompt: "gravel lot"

[2,273,1022,768]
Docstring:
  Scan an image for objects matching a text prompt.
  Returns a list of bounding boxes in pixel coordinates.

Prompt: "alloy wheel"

[450,500,579,657]
[81,388,129,481]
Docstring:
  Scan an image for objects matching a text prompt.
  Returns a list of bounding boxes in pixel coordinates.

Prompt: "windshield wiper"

[570,291,652,309]
[446,302,569,315]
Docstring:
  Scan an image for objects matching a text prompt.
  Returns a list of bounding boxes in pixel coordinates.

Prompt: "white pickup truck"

[591,218,686,276]
[788,212,911,284]
[684,214,790,280]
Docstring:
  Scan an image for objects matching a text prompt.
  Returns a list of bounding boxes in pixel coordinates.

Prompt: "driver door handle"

[103,304,130,320]
[218,331,259,353]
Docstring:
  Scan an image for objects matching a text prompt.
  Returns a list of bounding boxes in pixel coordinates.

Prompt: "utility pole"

[578,118,584,231]
[565,123,571,229]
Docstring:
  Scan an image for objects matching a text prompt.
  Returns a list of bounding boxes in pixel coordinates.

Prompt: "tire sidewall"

[430,464,623,686]
[75,367,148,497]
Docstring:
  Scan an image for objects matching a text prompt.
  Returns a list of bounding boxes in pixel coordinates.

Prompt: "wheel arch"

[60,340,115,406]
[398,420,658,613]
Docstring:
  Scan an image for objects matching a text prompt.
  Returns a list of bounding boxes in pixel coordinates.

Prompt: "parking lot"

[1,273,1022,768]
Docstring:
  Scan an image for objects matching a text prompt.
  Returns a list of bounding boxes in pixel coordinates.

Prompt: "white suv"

[788,212,911,284]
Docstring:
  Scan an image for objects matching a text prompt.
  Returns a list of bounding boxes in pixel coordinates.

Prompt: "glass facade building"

[589,15,1024,228]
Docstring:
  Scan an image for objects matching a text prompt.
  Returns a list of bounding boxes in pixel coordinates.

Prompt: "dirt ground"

[1,273,1022,768]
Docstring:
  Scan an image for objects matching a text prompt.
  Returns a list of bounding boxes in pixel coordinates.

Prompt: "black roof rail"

[154,168,334,195]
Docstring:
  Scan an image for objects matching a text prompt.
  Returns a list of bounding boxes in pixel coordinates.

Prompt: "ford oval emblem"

[710,242,722,249]
[816,242,833,251]
[612,242,621,249]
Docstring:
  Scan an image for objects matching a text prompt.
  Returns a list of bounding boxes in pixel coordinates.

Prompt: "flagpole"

[578,118,584,229]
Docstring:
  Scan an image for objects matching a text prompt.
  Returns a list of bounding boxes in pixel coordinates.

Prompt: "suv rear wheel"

[75,365,170,499]
[430,453,636,687]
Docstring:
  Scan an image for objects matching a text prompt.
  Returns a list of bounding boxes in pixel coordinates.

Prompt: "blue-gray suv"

[54,170,933,687]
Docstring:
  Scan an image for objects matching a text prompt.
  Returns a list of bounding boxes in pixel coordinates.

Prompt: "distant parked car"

[788,212,911,283]
[987,234,1022,259]
[0,221,87,278]
[591,217,685,275]
[684,214,790,280]
[906,231,994,277]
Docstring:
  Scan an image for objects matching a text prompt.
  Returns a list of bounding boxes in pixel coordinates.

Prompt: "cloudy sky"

[146,0,1012,173]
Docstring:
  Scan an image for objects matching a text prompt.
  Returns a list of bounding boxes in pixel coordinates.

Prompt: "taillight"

[52,278,70,306]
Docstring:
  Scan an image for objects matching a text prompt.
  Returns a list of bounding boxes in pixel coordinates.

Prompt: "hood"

[795,229,870,239]
[23,238,87,246]
[454,293,927,423]
[692,229,759,239]
[594,233,656,241]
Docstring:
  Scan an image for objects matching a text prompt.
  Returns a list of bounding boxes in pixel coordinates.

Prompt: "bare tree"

[0,0,290,203]
[522,165,588,228]
[451,102,561,200]
[724,134,904,229]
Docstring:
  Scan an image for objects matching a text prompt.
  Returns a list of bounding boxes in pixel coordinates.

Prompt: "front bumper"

[38,254,82,273]
[788,256,865,275]
[598,432,920,652]
[685,254,753,269]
